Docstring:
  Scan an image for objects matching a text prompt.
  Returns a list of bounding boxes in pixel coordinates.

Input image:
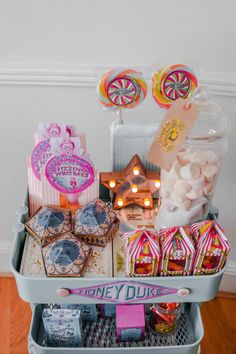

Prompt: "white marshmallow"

[188,174,206,189]
[177,149,193,164]
[180,163,200,180]
[190,150,219,166]
[172,198,192,211]
[203,150,219,164]
[186,188,204,200]
[190,150,207,165]
[170,190,186,203]
[201,165,218,181]
[174,180,192,194]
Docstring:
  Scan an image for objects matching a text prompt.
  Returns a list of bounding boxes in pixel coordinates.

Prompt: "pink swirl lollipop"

[97,68,147,111]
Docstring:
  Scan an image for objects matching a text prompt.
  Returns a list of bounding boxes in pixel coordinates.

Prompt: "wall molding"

[0,64,235,97]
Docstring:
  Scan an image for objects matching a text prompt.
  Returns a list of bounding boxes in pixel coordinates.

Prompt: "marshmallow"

[203,150,219,164]
[186,188,204,200]
[177,149,193,164]
[180,163,200,180]
[201,165,218,181]
[170,190,186,203]
[190,150,220,166]
[174,180,191,194]
[188,174,206,189]
[172,198,192,211]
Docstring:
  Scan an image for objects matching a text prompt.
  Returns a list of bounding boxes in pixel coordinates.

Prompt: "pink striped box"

[160,226,195,276]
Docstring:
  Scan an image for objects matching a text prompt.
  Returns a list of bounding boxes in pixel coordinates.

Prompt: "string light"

[155,180,161,188]
[133,167,140,176]
[117,198,124,207]
[144,198,151,207]
[109,180,116,188]
[131,184,138,193]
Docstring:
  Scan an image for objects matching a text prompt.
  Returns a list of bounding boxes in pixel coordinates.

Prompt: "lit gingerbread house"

[124,229,160,277]
[160,226,195,276]
[191,220,230,275]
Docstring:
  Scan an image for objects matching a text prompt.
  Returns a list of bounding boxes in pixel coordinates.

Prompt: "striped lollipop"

[152,64,198,109]
[97,68,147,111]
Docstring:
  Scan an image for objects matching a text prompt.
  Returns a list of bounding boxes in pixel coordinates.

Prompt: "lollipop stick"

[118,108,123,125]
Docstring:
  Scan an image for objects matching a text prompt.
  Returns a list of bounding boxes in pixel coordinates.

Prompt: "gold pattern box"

[74,199,119,247]
[25,206,72,246]
[42,232,91,277]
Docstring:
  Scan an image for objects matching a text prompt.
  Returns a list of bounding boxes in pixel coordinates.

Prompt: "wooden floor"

[0,277,235,354]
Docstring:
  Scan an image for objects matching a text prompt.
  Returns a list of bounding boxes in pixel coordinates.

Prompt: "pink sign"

[45,154,94,194]
[66,281,178,303]
[31,140,52,180]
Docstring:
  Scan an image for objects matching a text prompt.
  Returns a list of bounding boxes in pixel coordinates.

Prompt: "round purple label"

[45,154,94,194]
[31,140,52,180]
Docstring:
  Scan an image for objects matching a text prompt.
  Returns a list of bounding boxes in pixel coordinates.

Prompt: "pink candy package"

[159,226,195,276]
[191,220,230,275]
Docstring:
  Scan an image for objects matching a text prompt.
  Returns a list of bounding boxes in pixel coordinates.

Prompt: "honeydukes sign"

[66,281,178,303]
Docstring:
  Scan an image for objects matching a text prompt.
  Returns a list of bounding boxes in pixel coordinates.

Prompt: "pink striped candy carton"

[191,220,230,275]
[124,229,160,277]
[160,226,195,276]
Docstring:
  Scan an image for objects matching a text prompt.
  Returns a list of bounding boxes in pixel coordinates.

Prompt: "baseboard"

[0,64,235,97]
[1,239,235,292]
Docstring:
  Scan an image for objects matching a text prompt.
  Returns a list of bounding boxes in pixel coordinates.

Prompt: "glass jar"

[149,302,182,334]
[156,89,230,229]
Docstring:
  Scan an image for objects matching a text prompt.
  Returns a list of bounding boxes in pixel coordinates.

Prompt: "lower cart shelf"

[28,303,203,354]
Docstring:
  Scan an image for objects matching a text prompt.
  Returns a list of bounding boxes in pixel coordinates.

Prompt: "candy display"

[124,229,160,276]
[25,206,72,246]
[150,303,181,334]
[97,68,147,111]
[100,154,160,209]
[60,304,97,322]
[74,199,119,247]
[116,304,145,342]
[42,308,83,347]
[191,220,230,275]
[41,232,91,277]
[152,64,198,109]
[160,226,195,276]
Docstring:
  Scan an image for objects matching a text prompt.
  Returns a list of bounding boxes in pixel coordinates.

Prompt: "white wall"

[0,1,235,291]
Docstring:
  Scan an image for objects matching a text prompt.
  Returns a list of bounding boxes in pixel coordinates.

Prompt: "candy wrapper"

[124,229,160,277]
[74,199,119,247]
[25,206,72,246]
[42,232,91,277]
[42,308,83,347]
[191,220,230,275]
[160,226,195,276]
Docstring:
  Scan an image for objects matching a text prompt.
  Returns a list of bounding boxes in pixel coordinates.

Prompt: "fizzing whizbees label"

[45,154,95,194]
